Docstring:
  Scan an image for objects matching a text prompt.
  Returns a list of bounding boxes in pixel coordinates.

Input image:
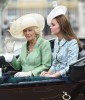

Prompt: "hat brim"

[9,13,45,38]
[47,6,67,25]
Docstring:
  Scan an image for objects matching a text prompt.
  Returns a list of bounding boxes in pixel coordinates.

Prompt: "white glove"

[3,53,14,62]
[14,71,33,77]
[5,37,15,53]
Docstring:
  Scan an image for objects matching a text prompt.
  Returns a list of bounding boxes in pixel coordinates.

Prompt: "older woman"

[4,13,52,77]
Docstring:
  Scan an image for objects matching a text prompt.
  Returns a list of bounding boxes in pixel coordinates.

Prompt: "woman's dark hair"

[54,15,83,49]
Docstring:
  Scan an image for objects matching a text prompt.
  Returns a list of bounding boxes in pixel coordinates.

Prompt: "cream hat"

[47,1,67,26]
[9,13,45,38]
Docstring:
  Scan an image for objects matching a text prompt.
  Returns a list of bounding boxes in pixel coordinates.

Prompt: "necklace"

[28,44,34,53]
[27,37,37,54]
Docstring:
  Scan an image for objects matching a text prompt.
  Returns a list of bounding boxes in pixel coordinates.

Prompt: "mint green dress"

[11,36,52,76]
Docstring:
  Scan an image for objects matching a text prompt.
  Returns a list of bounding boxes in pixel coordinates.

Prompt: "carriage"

[0,38,85,100]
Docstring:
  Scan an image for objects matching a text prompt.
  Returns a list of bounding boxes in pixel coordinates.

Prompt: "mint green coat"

[11,36,52,76]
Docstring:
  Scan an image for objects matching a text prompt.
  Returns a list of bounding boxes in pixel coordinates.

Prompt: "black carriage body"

[0,79,85,100]
[0,38,85,100]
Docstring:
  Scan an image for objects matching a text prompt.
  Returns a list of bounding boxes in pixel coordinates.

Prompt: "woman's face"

[23,27,37,41]
[50,18,61,35]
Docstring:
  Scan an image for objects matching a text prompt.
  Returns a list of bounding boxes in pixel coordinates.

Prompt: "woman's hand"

[14,71,33,77]
[40,71,48,76]
[40,70,55,76]
[44,72,61,78]
[3,53,14,62]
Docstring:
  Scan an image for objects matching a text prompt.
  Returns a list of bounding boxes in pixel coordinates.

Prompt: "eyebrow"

[51,22,55,26]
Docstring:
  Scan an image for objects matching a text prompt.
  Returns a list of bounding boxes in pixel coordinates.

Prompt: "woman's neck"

[56,32,63,40]
[28,37,38,52]
[29,36,37,46]
[29,40,36,46]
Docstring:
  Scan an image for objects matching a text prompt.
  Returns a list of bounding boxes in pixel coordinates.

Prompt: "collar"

[35,36,43,47]
[58,38,67,47]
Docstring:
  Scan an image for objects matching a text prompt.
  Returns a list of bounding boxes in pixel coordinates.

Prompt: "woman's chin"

[26,38,32,41]
[51,32,55,35]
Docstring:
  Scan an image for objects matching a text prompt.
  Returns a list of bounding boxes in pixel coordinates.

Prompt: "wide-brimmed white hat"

[9,13,45,38]
[47,1,67,26]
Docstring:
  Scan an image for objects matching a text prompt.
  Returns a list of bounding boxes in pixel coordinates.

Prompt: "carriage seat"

[78,49,85,59]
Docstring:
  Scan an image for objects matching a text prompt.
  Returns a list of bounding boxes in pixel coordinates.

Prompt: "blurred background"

[0,0,85,53]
